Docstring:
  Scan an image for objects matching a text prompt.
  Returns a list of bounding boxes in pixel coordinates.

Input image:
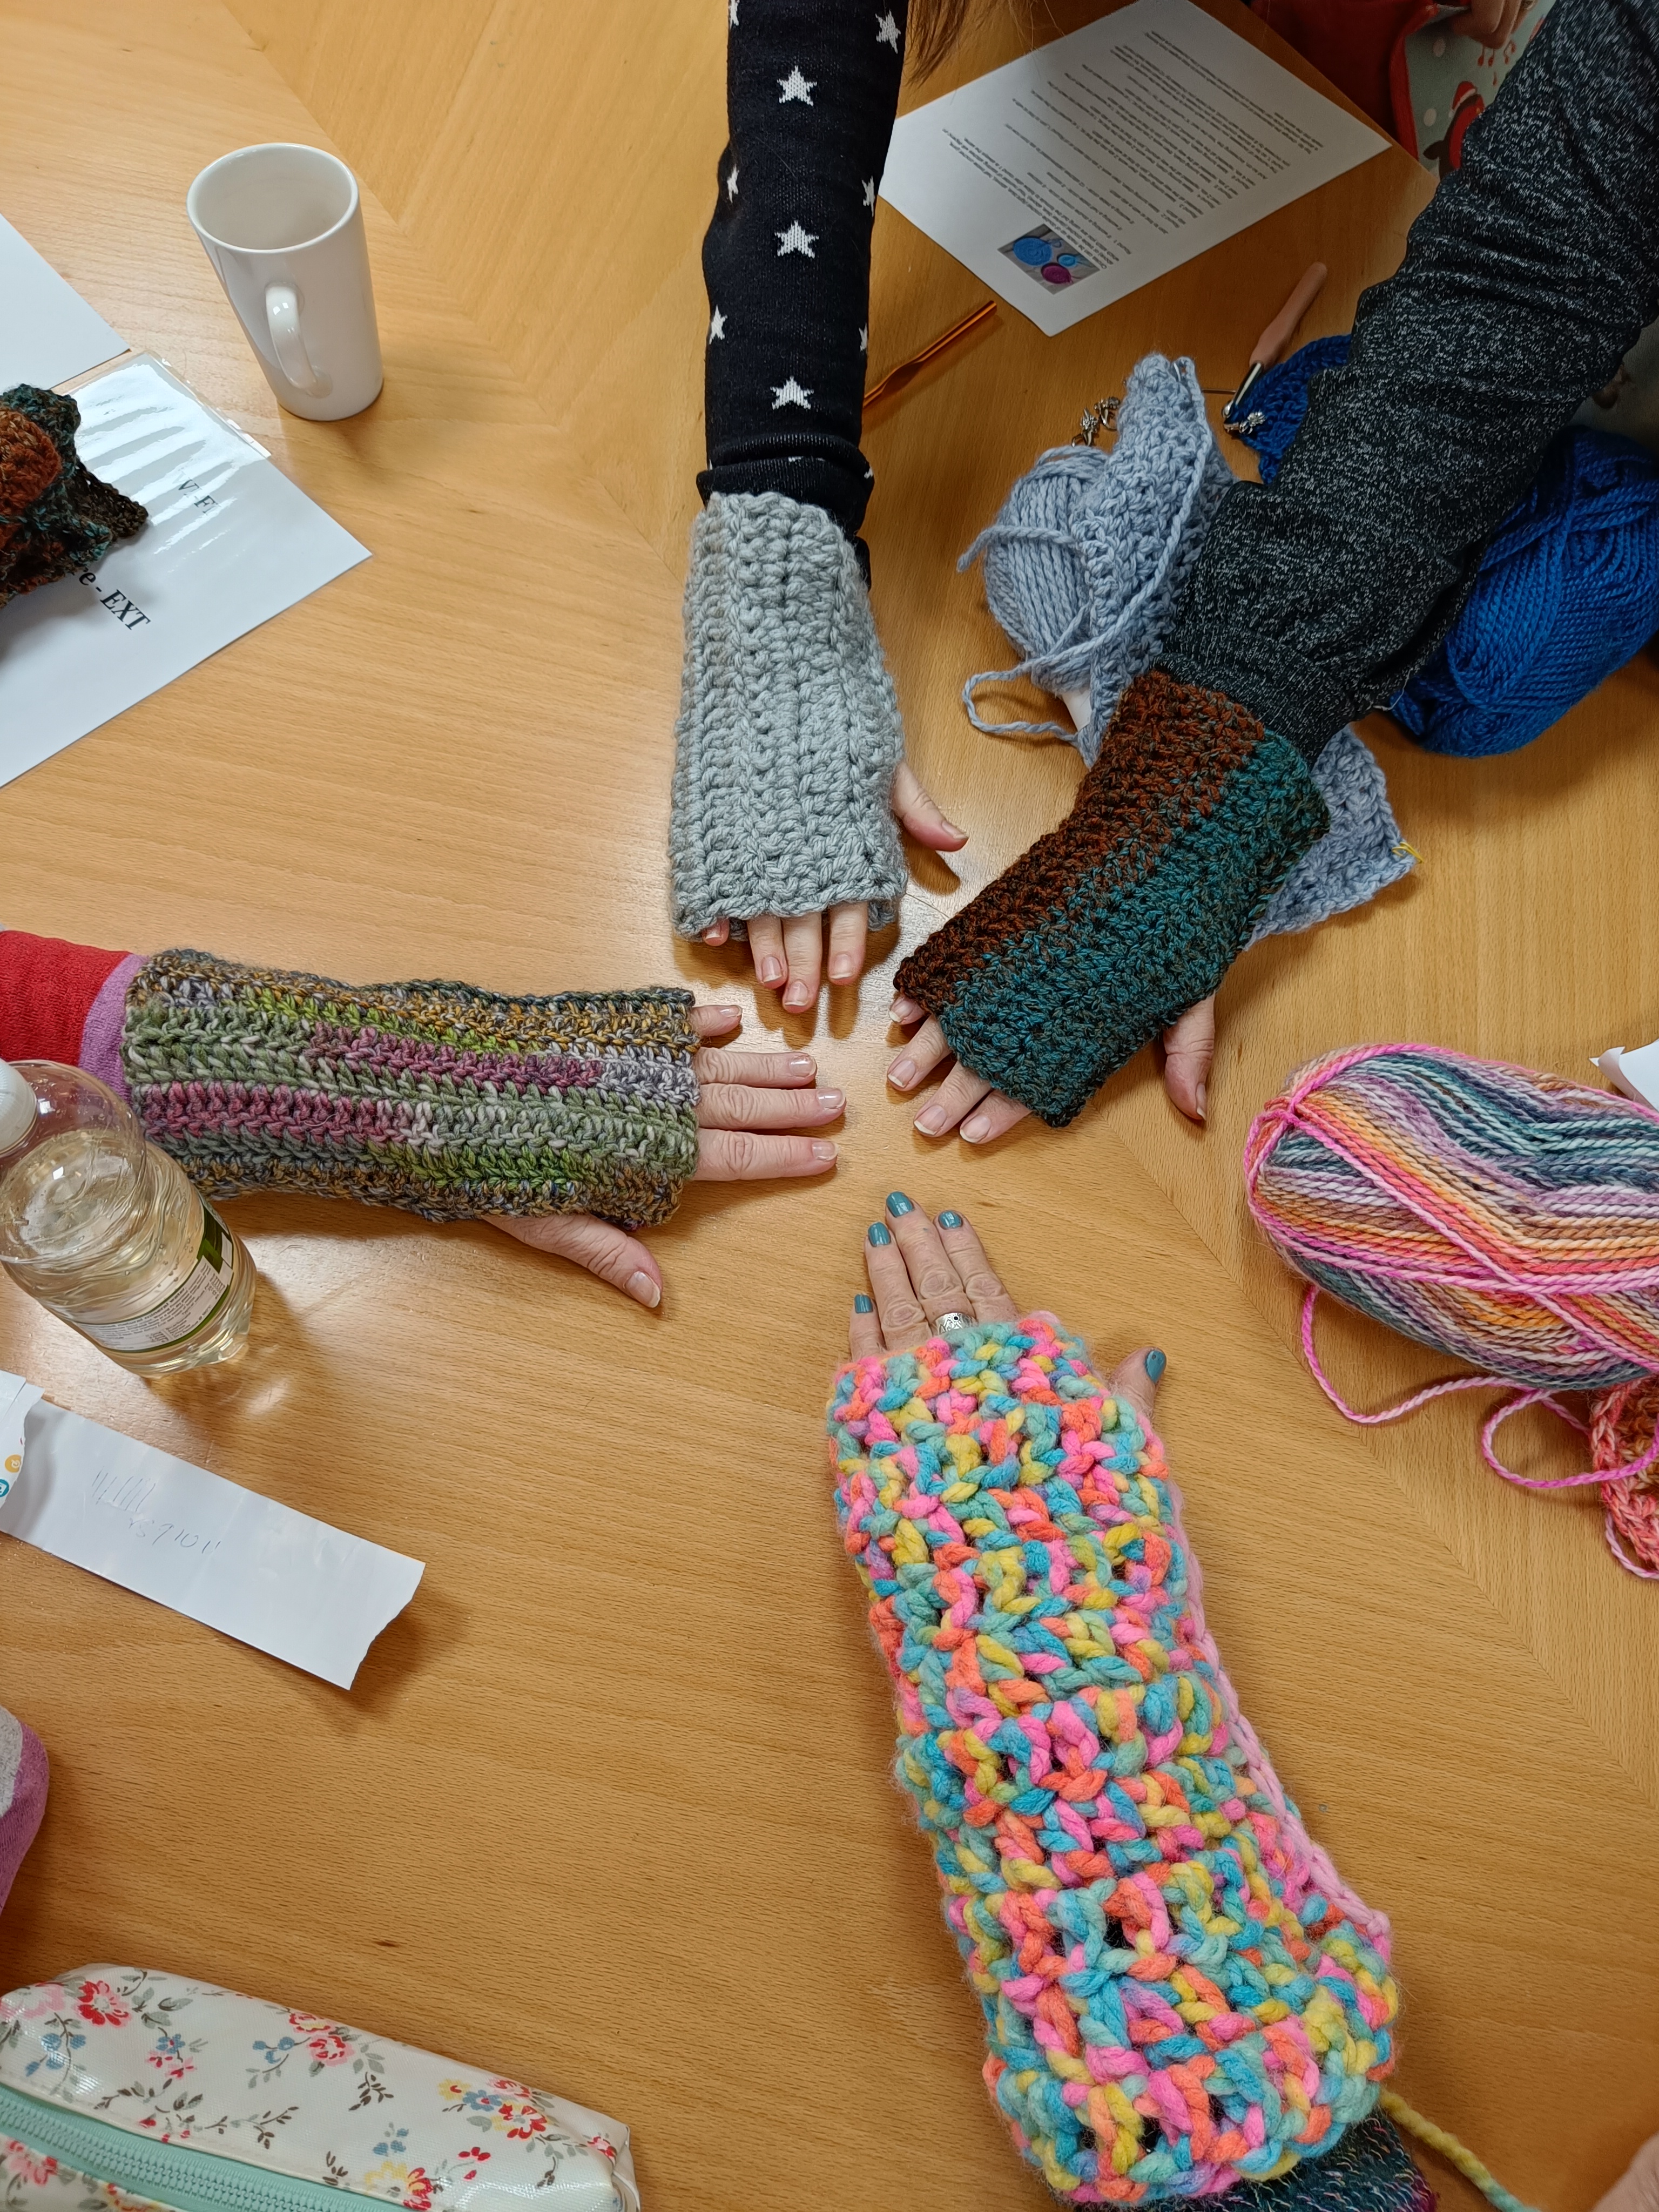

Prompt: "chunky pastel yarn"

[1238,338,1659,758]
[827,1315,1401,2201]
[1245,1042,1659,1574]
[121,949,701,1226]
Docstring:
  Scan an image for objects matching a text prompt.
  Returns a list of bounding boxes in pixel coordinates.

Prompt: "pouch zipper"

[0,2080,366,2212]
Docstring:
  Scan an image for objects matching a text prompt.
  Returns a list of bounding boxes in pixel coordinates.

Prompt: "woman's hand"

[491,1006,839,1305]
[886,990,1218,1136]
[699,764,967,1008]
[846,1190,1166,1422]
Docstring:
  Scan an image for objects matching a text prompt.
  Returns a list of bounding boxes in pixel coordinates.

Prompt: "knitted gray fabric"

[960,355,1233,761]
[957,352,1415,945]
[670,490,907,936]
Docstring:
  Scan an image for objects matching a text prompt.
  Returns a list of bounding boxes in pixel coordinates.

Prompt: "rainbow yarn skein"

[827,1316,1400,2202]
[1245,1043,1659,1575]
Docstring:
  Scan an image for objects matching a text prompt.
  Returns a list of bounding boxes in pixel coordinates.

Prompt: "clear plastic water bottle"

[0,1058,255,1374]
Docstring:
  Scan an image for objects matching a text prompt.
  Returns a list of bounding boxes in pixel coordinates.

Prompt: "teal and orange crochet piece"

[893,672,1330,1127]
[120,949,701,1226]
[826,1315,1399,2201]
[1,385,147,610]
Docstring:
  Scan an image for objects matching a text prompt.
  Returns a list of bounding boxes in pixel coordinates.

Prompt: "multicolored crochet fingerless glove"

[1,385,147,609]
[118,951,700,1225]
[894,671,1330,1127]
[669,490,907,936]
[827,1316,1401,2202]
[0,933,701,1227]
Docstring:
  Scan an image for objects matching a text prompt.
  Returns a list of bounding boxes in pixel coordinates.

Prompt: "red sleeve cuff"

[0,930,134,1068]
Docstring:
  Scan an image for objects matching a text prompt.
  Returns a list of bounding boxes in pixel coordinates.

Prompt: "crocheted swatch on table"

[827,1315,1398,2201]
[121,949,702,1227]
[1,383,147,609]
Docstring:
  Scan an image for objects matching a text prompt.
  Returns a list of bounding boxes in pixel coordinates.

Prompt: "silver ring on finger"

[934,1311,971,1334]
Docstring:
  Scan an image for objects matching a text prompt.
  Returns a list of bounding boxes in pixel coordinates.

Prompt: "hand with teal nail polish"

[846,1203,1169,1440]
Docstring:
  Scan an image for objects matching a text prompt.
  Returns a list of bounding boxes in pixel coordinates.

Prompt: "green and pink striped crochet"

[0,933,700,1226]
[120,950,700,1225]
[827,1316,1402,2202]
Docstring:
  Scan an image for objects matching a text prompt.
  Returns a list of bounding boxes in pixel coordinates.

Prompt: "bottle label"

[77,1203,239,1353]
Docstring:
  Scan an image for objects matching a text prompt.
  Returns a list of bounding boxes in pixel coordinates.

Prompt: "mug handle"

[264,283,332,399]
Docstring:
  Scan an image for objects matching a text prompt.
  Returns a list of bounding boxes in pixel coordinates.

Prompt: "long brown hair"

[908,0,983,74]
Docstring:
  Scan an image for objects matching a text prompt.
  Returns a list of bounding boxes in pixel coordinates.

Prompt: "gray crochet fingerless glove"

[669,491,907,936]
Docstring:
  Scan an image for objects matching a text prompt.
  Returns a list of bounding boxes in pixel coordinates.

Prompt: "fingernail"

[1145,1349,1166,1381]
[788,1054,815,1075]
[811,1140,838,1162]
[868,1222,892,1245]
[886,1191,914,1215]
[889,1058,917,1089]
[760,957,785,987]
[913,1108,946,1136]
[938,1210,963,1229]
[942,819,966,839]
[854,1293,874,1313]
[961,1115,990,1143]
[783,982,811,1010]
[816,1089,844,1111]
[703,927,724,944]
[1195,1083,1208,1122]
[626,1271,661,1310]
[891,996,920,1021]
[829,956,855,982]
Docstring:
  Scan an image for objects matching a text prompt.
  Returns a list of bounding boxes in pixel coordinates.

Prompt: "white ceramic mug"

[187,143,382,421]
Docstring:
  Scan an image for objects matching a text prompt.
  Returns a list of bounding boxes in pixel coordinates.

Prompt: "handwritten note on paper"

[880,0,1387,335]
[0,1376,423,1689]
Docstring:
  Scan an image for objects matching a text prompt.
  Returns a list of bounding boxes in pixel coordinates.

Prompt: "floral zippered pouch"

[0,1968,636,2212]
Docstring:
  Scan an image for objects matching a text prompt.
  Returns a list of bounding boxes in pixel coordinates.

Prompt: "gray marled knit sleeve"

[669,491,908,936]
[1162,0,1659,758]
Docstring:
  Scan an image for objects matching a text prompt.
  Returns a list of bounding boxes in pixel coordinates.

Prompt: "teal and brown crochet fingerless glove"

[895,671,1329,1126]
[119,952,700,1226]
[1,385,147,609]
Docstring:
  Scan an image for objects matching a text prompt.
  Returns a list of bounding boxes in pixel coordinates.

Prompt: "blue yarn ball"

[1238,337,1659,758]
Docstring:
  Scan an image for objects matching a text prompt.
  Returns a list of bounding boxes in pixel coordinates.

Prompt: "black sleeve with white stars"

[699,0,909,546]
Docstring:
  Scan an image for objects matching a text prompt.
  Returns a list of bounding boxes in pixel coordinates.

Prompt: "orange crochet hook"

[1224,261,1328,423]
[864,299,999,409]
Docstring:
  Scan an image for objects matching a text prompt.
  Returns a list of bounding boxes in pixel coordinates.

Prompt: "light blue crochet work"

[960,355,1233,761]
[958,352,1415,943]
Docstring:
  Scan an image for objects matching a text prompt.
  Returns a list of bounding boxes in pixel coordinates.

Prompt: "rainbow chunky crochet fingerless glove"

[120,951,700,1226]
[1,385,147,609]
[827,1316,1400,2202]
[894,672,1329,1126]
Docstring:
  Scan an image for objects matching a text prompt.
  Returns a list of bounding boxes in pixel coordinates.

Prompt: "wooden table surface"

[2,5,1655,2208]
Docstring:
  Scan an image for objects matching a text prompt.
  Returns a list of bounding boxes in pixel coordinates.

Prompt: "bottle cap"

[0,1061,38,1154]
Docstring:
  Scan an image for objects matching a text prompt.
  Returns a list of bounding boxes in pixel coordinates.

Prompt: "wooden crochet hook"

[864,299,999,410]
[1224,261,1328,424]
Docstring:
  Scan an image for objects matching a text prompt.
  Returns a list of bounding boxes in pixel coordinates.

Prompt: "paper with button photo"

[880,0,1387,335]
[0,352,369,788]
[0,1373,423,1688]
